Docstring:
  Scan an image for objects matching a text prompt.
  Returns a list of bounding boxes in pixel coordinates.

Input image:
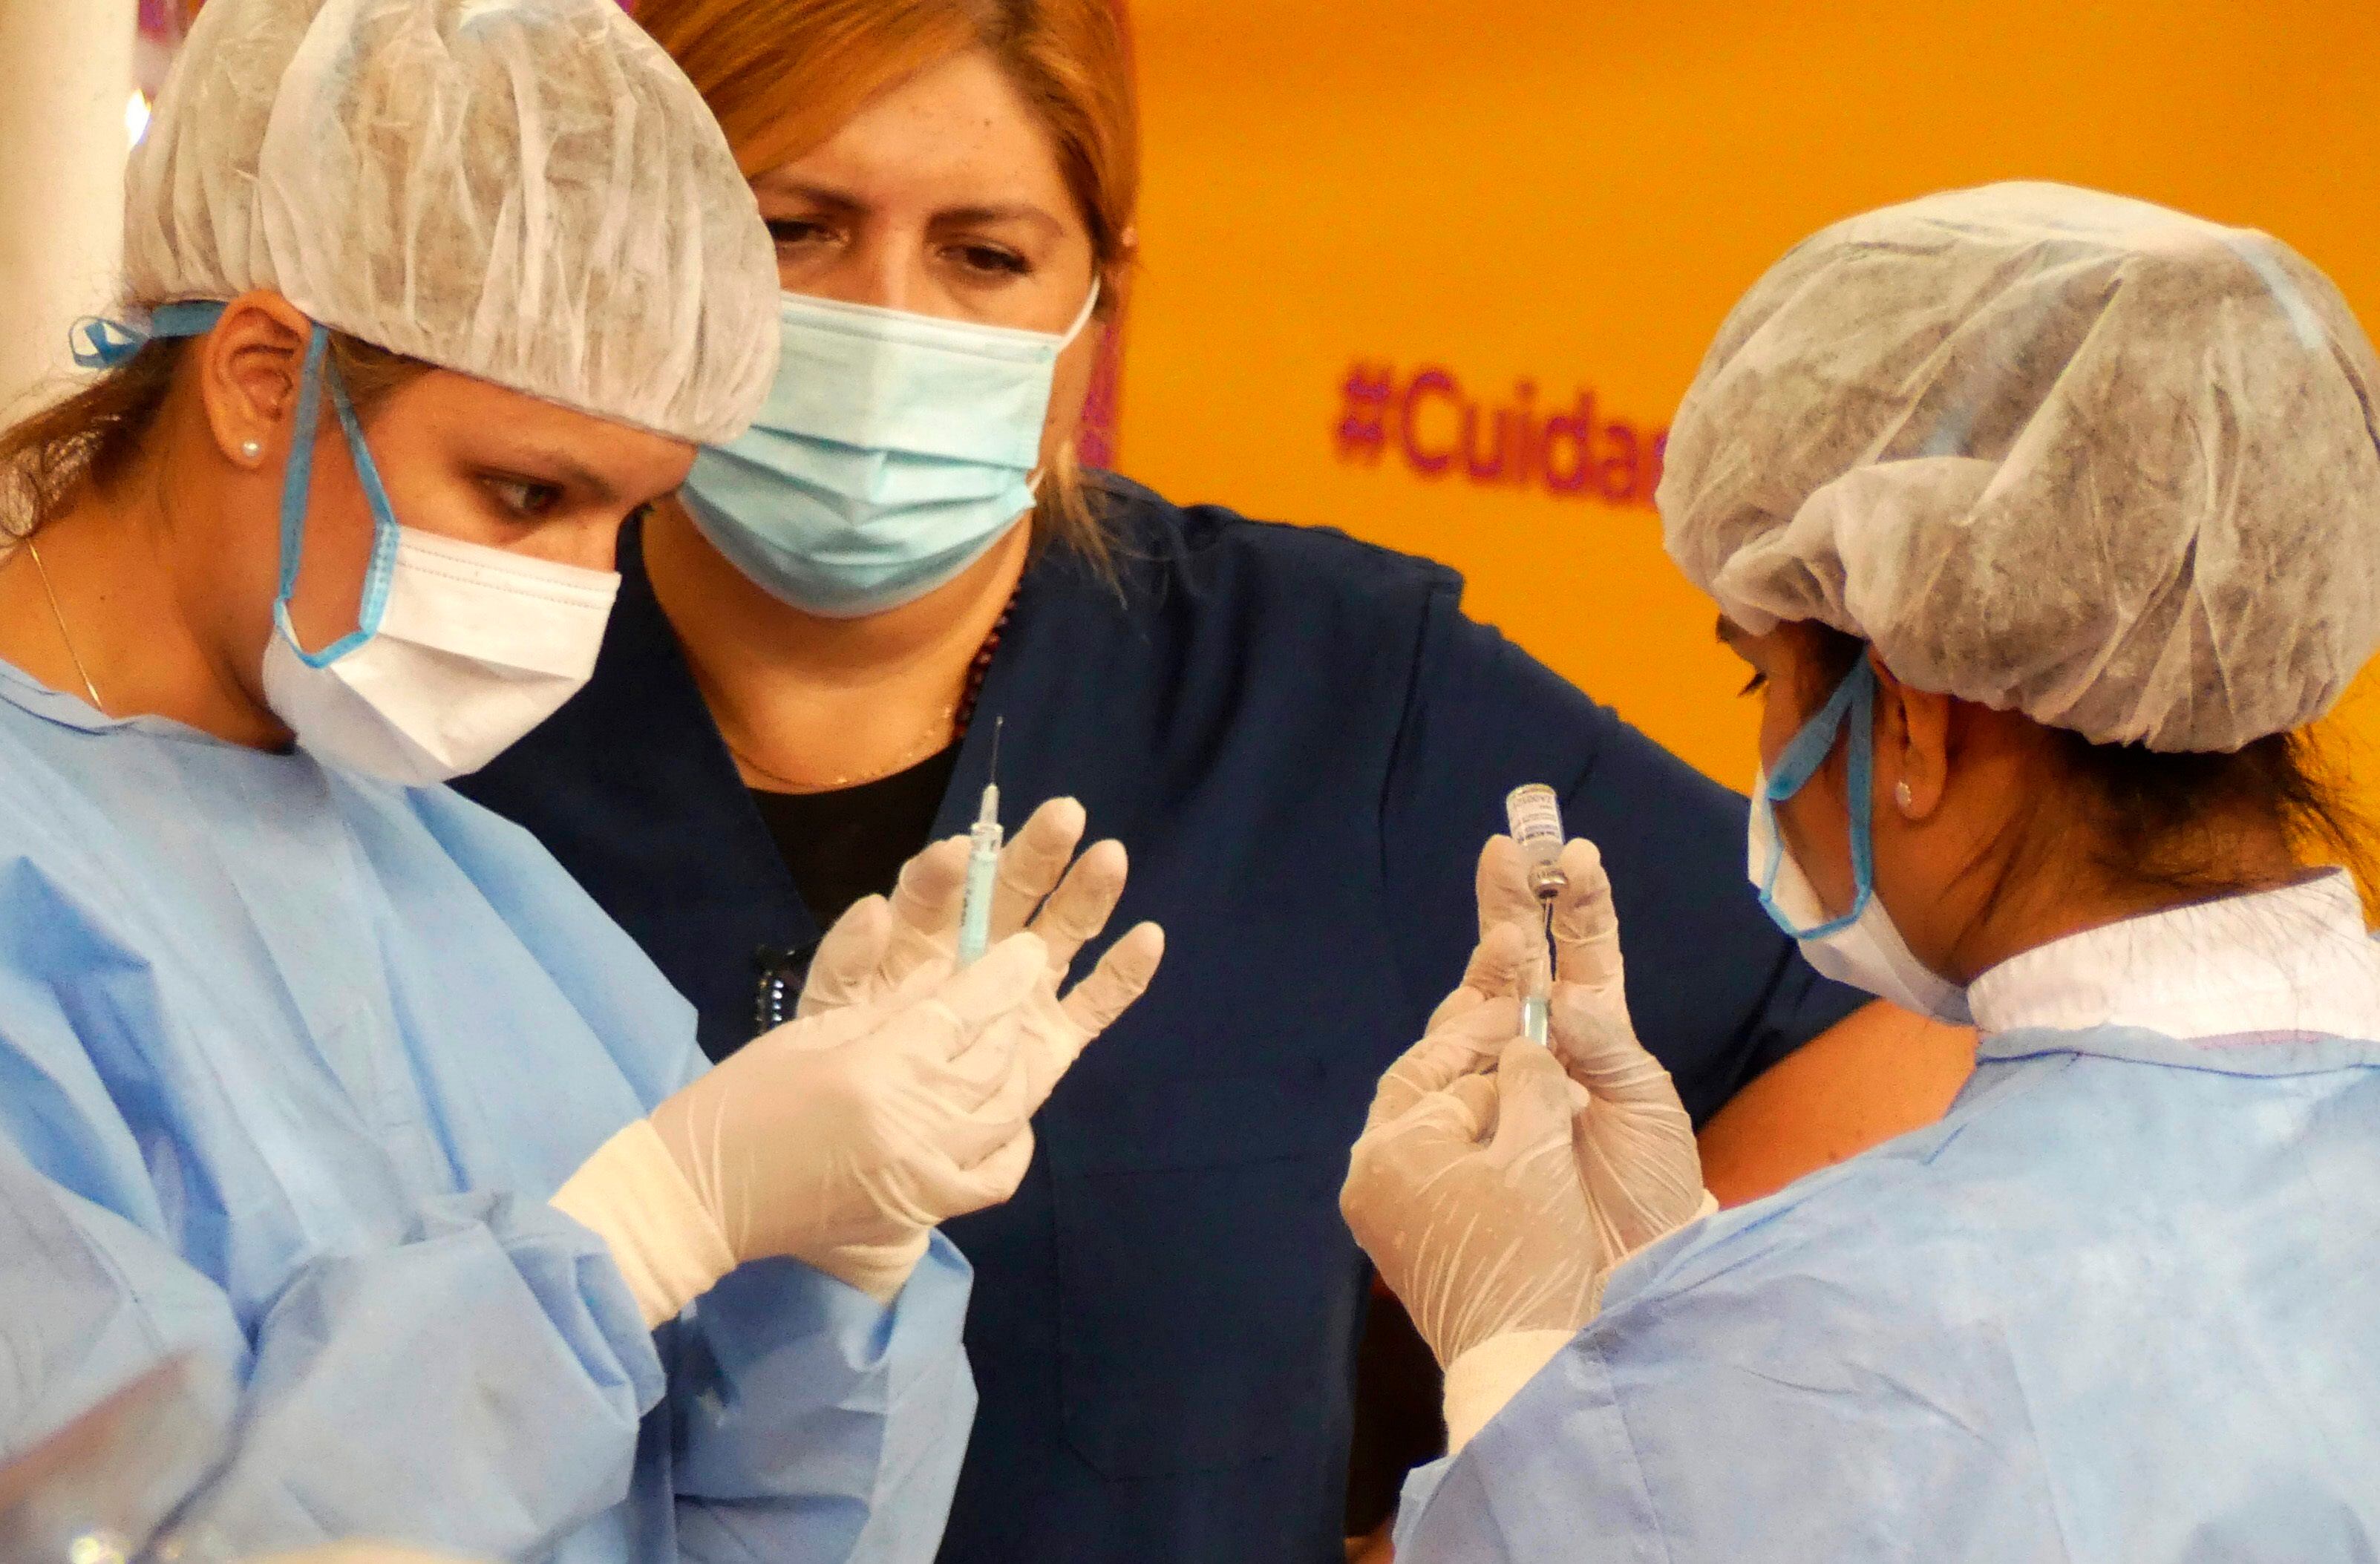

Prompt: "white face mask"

[1745,658,1972,1027]
[1747,769,1972,1026]
[256,322,618,785]
[262,527,618,786]
[74,304,622,785]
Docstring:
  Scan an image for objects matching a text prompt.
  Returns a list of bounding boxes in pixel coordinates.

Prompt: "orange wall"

[1114,0,2380,795]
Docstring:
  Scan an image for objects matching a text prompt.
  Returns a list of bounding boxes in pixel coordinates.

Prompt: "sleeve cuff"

[552,1119,737,1329]
[1441,1329,1575,1452]
[1435,1192,1715,1453]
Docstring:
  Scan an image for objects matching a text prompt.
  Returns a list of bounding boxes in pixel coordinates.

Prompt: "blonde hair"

[635,0,1139,569]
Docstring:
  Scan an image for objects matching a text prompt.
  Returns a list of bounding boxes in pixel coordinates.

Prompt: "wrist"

[552,1119,738,1329]
[806,1228,932,1305]
[1442,1329,1577,1452]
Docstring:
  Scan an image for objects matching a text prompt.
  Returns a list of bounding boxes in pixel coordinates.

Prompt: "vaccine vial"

[1505,784,1565,1044]
[1505,783,1568,901]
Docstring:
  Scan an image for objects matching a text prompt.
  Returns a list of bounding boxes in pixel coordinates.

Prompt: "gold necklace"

[725,595,1015,794]
[729,704,957,793]
[24,537,105,713]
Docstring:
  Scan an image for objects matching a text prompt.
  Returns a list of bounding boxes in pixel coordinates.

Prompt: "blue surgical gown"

[457,483,1869,1563]
[0,664,975,1561]
[1394,1026,2380,1560]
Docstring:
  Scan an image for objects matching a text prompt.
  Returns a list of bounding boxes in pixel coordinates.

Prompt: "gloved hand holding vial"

[1343,811,1714,1450]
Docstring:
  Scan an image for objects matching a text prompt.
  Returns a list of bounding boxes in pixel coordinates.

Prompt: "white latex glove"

[1341,1007,1606,1372]
[1347,836,1716,1450]
[1465,834,1710,1256]
[800,796,1166,1105]
[556,935,1050,1318]
[658,934,1049,1292]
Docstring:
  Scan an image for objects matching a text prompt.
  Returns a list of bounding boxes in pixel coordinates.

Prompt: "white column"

[0,0,139,419]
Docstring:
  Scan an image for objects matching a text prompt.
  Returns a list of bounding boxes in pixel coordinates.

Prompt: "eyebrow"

[485,443,619,505]
[936,202,1065,237]
[753,177,1064,237]
[1715,615,1738,646]
[754,177,863,211]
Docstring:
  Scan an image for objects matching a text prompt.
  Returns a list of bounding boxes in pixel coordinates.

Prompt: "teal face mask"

[680,284,1099,618]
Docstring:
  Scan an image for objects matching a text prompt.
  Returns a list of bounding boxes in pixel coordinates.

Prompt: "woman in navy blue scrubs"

[459,1,1971,1559]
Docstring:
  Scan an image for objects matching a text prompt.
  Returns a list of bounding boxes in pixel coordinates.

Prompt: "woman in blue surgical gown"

[0,1,1155,1559]
[1341,183,2380,1560]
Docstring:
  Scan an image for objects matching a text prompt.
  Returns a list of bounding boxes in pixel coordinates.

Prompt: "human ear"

[1871,652,1952,820]
[1100,226,1139,314]
[196,291,316,469]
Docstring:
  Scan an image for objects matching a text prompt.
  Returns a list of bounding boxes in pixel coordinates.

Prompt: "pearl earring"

[1894,779,1915,815]
[239,439,263,461]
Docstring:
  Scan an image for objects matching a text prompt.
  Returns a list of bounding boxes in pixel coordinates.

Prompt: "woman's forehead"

[753,50,1071,212]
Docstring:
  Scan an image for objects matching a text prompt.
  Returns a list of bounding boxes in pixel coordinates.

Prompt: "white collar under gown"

[0,661,974,1562]
[1396,870,2380,1561]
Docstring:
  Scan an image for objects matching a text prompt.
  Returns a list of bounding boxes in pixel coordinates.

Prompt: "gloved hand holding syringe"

[1341,796,1712,1451]
[555,724,1163,1326]
[800,723,1166,1105]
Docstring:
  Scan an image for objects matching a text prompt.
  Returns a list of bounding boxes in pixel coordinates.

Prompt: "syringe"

[1505,783,1568,1044]
[956,718,1005,965]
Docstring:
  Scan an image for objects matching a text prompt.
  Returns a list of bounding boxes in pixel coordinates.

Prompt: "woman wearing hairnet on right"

[1344,182,2380,1560]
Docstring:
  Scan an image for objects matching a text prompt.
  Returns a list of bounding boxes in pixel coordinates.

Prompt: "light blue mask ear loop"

[285,343,405,666]
[73,301,402,670]
[1755,656,1877,940]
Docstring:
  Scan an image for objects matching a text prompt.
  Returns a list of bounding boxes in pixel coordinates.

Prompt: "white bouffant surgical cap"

[121,0,778,445]
[1661,182,2380,753]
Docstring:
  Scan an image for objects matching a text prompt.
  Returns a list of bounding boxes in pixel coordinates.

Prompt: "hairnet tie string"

[70,301,240,370]
[71,319,151,371]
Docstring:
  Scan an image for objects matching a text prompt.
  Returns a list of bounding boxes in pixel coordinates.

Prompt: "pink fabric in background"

[140,0,189,42]
[1076,0,1132,467]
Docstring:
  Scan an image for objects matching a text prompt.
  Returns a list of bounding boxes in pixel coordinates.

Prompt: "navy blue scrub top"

[458,480,1866,1564]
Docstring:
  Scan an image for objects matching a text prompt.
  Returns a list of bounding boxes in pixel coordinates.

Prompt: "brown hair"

[635,0,1139,569]
[0,329,430,540]
[1792,623,2380,920]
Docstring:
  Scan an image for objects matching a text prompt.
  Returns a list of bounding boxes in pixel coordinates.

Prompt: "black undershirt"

[747,742,962,931]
